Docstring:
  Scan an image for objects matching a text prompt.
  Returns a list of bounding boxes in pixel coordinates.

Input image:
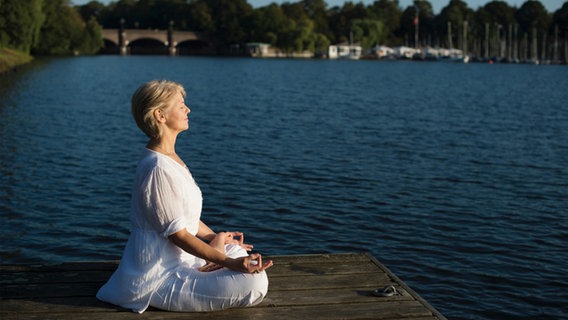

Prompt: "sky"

[71,0,565,14]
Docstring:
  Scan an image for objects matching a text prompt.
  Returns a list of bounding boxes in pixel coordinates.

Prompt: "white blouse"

[97,148,205,313]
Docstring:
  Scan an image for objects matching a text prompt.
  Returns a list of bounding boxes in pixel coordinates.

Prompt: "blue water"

[1,56,567,319]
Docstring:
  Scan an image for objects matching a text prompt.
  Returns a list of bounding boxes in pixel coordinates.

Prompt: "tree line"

[76,0,568,61]
[2,0,568,61]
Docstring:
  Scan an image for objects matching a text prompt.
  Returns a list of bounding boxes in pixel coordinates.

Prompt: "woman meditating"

[97,80,272,313]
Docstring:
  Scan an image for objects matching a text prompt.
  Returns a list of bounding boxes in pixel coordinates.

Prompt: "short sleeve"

[141,166,188,237]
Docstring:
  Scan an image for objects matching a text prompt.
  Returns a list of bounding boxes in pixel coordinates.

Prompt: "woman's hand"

[199,253,273,273]
[198,262,224,272]
[208,231,252,252]
[230,253,273,274]
[225,231,253,251]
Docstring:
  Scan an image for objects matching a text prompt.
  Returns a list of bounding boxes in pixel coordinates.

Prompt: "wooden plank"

[266,252,372,264]
[1,272,393,299]
[0,257,380,285]
[0,285,414,312]
[0,253,446,320]
[0,301,434,320]
[270,272,391,290]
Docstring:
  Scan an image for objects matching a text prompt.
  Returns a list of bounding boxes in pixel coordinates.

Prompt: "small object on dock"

[373,284,398,297]
[0,252,447,319]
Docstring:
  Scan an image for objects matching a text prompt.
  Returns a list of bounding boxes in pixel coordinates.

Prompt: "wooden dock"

[1,252,446,319]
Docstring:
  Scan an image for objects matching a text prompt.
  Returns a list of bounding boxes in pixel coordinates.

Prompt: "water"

[1,56,567,319]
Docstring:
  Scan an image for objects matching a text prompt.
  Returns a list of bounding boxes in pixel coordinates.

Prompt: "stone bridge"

[102,29,215,55]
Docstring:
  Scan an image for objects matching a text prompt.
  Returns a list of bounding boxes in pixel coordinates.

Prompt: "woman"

[97,80,272,313]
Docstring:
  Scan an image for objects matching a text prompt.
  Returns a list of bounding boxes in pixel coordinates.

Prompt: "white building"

[328,43,362,60]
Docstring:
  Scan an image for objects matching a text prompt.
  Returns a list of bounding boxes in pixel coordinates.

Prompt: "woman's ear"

[154,109,166,123]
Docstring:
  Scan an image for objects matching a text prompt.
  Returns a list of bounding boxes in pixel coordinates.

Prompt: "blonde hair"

[131,80,186,139]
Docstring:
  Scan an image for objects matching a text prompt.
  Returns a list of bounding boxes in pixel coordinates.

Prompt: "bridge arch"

[176,39,215,55]
[129,38,168,55]
[100,29,215,55]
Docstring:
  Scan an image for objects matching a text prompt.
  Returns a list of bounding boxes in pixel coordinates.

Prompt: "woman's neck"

[148,136,177,155]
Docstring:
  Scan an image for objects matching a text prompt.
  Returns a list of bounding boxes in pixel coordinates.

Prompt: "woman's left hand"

[226,231,253,251]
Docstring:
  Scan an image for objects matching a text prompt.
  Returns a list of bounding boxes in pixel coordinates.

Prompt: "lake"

[0,56,567,319]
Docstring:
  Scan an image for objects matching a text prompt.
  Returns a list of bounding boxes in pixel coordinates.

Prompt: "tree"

[33,0,102,55]
[368,0,402,45]
[470,1,516,60]
[328,1,369,44]
[245,4,290,46]
[302,0,331,40]
[399,1,433,47]
[205,0,253,44]
[516,0,550,34]
[437,0,473,48]
[77,1,106,23]
[97,0,137,29]
[294,18,315,51]
[551,2,568,62]
[553,1,568,31]
[78,16,104,54]
[482,1,516,26]
[0,0,45,53]
[312,32,331,54]
[186,0,214,33]
[351,18,386,49]
[280,2,314,51]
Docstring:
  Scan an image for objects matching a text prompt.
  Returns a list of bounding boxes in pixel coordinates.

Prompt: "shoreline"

[0,48,33,74]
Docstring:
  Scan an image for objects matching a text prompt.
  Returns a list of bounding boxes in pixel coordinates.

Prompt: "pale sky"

[71,0,565,14]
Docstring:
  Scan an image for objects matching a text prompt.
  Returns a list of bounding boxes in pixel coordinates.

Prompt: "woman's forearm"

[168,229,248,272]
[169,229,228,265]
[196,220,216,242]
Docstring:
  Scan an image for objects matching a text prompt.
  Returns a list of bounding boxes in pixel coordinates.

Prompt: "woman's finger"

[262,259,274,270]
[198,262,223,272]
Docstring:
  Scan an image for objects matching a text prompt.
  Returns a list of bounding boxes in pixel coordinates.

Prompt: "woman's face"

[162,91,190,133]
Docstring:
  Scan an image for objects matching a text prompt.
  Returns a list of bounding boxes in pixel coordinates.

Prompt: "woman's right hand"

[230,253,273,274]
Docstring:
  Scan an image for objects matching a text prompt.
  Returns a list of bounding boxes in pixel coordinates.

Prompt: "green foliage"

[328,2,369,43]
[79,16,104,54]
[368,0,402,44]
[187,1,214,33]
[470,1,516,43]
[437,0,474,47]
[516,0,550,33]
[205,0,253,44]
[552,2,568,31]
[77,1,106,22]
[0,0,102,56]
[351,19,386,48]
[0,0,45,53]
[34,0,90,54]
[482,1,516,26]
[246,4,291,46]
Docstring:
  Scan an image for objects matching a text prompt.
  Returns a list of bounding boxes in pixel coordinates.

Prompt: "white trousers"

[149,245,269,312]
